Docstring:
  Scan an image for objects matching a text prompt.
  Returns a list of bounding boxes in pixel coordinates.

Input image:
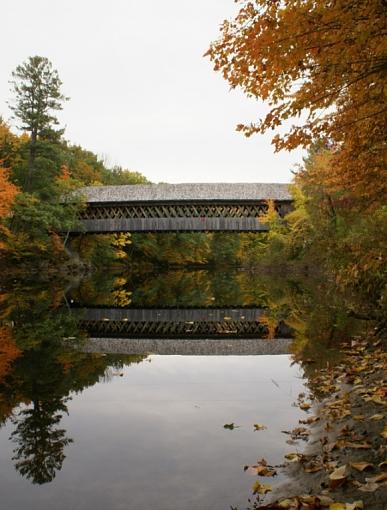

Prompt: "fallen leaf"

[277,498,299,508]
[299,416,320,425]
[345,502,363,510]
[299,496,318,505]
[258,466,277,477]
[223,423,239,430]
[350,462,374,472]
[357,482,380,492]
[365,472,387,483]
[254,423,268,431]
[285,452,303,462]
[252,480,272,495]
[304,464,323,473]
[343,441,372,449]
[364,395,386,405]
[370,414,384,421]
[380,424,387,439]
[329,504,346,510]
[299,402,311,411]
[329,465,348,489]
[244,464,277,477]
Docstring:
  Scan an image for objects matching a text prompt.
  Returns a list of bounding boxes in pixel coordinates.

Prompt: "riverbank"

[252,335,387,509]
[0,255,91,287]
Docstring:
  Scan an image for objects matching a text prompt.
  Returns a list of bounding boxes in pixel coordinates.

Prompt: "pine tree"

[9,56,68,190]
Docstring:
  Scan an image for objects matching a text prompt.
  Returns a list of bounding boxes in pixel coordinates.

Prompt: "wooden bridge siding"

[73,217,270,233]
[79,200,293,219]
[80,316,293,339]
[79,307,266,322]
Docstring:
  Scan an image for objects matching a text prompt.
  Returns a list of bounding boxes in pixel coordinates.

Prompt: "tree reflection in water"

[11,398,73,485]
[0,282,146,485]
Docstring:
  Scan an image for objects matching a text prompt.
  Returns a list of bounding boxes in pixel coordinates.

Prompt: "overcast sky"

[1,0,304,183]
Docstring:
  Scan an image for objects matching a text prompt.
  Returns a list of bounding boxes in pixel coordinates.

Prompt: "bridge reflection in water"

[76,306,293,355]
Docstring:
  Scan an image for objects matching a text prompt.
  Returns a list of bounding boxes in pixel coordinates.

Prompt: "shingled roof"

[80,183,292,203]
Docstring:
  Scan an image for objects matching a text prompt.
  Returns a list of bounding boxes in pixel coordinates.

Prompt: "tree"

[0,327,20,384]
[206,0,387,208]
[0,165,20,255]
[0,165,20,218]
[11,398,73,485]
[9,56,68,190]
[0,118,23,169]
[101,166,150,185]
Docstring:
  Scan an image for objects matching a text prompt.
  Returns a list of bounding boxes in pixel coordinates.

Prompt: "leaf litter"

[241,337,387,509]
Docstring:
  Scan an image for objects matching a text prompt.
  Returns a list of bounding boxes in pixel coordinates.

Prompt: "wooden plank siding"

[78,307,266,322]
[72,216,270,233]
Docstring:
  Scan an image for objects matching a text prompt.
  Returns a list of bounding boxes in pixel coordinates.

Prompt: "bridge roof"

[80,183,292,203]
[83,338,292,356]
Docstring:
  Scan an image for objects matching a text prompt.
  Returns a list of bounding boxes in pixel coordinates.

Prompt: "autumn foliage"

[0,165,20,218]
[207,0,387,208]
[0,326,21,383]
[0,165,20,255]
[57,164,71,181]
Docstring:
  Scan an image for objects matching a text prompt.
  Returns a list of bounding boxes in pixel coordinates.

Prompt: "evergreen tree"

[9,56,68,191]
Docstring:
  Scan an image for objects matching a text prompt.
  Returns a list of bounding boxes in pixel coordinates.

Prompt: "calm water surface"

[0,355,306,510]
[0,269,319,510]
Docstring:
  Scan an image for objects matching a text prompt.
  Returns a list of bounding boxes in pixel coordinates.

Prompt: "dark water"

[0,268,360,510]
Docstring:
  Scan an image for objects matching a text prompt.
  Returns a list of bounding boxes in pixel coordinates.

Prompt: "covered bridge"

[73,183,293,233]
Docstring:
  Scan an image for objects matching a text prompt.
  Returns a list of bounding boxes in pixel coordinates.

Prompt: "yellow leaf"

[252,480,272,495]
[253,423,267,431]
[245,464,277,477]
[277,498,298,509]
[285,452,303,462]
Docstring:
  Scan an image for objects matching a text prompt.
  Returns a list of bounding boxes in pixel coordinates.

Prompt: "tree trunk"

[26,130,37,192]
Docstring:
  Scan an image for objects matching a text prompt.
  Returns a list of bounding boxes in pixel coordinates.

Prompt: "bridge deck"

[75,217,269,233]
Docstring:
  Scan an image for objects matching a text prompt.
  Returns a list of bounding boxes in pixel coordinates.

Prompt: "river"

[0,268,363,510]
